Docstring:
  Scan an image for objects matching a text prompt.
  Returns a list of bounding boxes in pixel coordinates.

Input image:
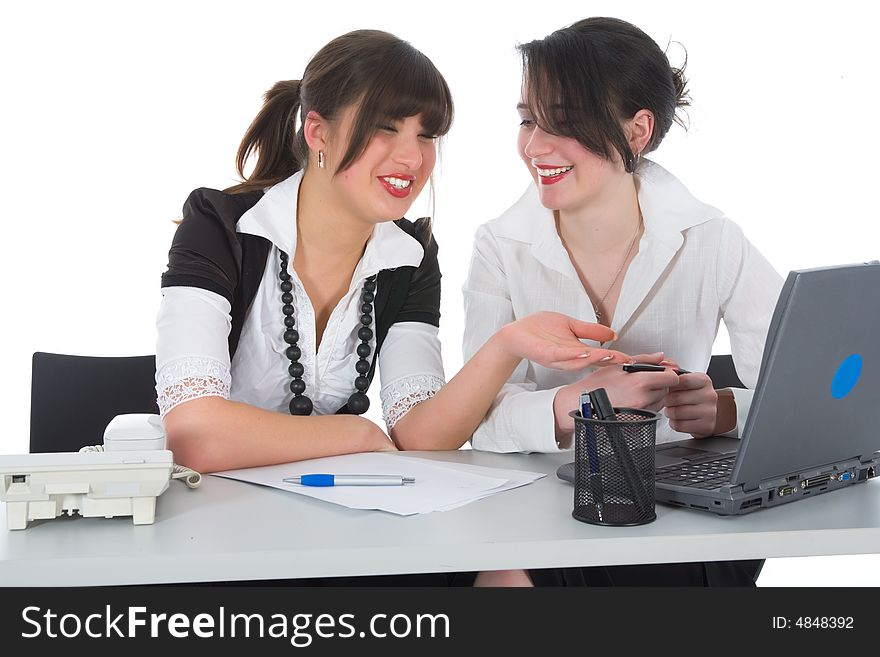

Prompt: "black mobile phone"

[622,363,690,375]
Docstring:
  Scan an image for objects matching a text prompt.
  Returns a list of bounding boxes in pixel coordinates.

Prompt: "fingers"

[630,352,666,365]
[678,372,712,388]
[579,349,632,366]
[585,349,633,367]
[535,344,605,370]
[668,419,715,437]
[552,346,631,365]
[634,369,681,390]
[548,348,632,371]
[667,372,713,394]
[568,318,617,343]
[665,403,712,422]
[665,386,717,409]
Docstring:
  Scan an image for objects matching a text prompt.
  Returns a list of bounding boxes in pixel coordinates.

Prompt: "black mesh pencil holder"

[570,408,660,527]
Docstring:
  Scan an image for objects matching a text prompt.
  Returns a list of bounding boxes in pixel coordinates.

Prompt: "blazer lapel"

[610,160,721,335]
[610,230,682,336]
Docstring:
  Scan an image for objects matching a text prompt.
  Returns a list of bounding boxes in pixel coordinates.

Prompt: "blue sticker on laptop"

[831,354,862,399]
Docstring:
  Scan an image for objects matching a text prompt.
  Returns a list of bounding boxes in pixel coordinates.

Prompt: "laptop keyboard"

[655,455,736,489]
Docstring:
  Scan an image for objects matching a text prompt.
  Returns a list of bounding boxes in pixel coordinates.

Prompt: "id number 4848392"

[772,617,854,630]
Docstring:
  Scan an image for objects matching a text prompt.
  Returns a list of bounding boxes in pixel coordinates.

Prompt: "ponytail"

[227,80,304,194]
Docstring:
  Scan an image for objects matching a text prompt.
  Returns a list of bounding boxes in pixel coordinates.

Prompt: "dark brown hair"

[227,30,453,194]
[518,17,690,173]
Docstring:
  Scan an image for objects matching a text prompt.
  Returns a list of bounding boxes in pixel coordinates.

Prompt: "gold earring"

[318,150,325,169]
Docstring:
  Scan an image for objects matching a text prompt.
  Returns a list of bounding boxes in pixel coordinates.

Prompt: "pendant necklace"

[590,214,643,324]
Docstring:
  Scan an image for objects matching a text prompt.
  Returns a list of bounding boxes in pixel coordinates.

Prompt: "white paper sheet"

[399,458,547,511]
[213,452,544,516]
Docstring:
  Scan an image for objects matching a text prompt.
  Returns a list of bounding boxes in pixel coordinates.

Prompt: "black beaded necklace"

[278,250,375,416]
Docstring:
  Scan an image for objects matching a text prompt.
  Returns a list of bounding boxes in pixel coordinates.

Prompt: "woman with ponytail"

[155,30,630,478]
[462,18,783,586]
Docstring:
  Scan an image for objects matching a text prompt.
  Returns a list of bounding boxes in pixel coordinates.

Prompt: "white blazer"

[463,160,784,452]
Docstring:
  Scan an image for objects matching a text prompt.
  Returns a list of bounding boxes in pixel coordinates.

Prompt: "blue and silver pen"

[580,392,604,519]
[580,393,600,473]
[579,391,591,418]
[282,474,416,487]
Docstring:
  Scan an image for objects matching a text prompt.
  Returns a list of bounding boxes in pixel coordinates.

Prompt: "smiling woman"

[154,26,630,540]
[157,28,629,479]
[463,16,784,587]
[156,30,459,467]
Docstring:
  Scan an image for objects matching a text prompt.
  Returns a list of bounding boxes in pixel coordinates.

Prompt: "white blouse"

[463,160,784,452]
[155,171,445,429]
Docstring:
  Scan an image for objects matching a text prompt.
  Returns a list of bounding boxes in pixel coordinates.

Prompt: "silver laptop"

[558,262,880,515]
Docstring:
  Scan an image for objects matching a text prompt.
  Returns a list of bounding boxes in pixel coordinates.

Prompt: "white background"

[2,0,879,585]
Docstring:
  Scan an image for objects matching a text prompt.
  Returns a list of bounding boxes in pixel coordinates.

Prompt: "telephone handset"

[103,413,168,451]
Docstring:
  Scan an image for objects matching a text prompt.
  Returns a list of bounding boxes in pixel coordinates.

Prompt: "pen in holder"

[579,393,604,519]
[570,388,659,526]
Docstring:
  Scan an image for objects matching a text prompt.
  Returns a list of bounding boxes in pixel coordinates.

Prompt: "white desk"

[2,450,880,586]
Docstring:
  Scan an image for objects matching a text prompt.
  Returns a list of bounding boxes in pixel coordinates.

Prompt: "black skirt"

[528,560,764,586]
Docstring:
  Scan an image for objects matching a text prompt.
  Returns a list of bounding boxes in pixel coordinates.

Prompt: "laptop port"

[801,474,832,489]
[777,486,794,496]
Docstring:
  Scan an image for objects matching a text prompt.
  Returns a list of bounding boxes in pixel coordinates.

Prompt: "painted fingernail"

[577,351,592,359]
[600,355,614,362]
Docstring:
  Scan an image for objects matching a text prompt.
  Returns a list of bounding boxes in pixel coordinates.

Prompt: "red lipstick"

[378,174,415,199]
[535,164,573,185]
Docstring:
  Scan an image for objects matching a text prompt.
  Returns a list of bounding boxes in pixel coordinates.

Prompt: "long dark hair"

[227,30,453,194]
[518,17,690,173]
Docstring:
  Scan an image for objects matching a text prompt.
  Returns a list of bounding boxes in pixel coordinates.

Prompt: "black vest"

[161,187,441,414]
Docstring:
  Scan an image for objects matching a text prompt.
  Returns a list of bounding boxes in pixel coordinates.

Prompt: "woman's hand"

[551,352,680,438]
[663,372,719,438]
[497,311,632,370]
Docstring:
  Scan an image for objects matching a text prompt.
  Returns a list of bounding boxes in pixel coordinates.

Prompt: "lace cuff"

[380,373,445,430]
[156,356,231,416]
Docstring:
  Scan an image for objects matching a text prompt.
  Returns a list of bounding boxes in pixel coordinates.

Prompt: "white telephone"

[84,414,202,488]
[0,414,201,530]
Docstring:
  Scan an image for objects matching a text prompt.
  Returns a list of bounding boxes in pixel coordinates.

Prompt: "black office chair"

[707,354,745,389]
[29,352,159,453]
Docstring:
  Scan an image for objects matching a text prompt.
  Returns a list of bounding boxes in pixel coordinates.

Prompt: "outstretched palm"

[503,311,633,371]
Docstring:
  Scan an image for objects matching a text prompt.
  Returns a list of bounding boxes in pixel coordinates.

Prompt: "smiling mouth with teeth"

[378,174,415,198]
[535,165,574,185]
[537,166,574,177]
[381,176,412,189]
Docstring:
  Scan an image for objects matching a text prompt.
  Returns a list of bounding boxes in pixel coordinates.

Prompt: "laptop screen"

[731,262,880,489]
